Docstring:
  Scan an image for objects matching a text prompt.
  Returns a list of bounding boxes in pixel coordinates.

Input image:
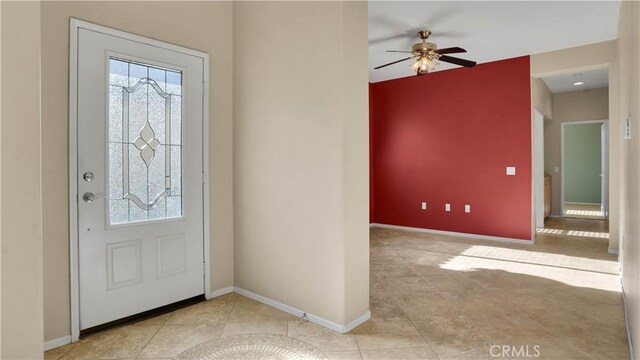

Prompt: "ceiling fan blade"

[439,55,476,68]
[435,47,466,55]
[374,56,414,70]
[386,50,413,53]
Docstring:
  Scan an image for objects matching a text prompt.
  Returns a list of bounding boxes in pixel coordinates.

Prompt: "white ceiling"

[368,1,621,83]
[542,68,609,93]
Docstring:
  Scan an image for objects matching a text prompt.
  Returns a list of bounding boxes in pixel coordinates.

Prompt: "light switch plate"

[445,203,451,212]
[554,166,560,173]
[465,204,471,213]
[421,202,427,210]
[506,166,516,176]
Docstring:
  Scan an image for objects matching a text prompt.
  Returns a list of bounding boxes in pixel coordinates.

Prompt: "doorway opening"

[534,67,610,245]
[561,120,608,220]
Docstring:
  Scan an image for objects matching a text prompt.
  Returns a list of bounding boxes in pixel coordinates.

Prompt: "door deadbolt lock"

[83,172,95,182]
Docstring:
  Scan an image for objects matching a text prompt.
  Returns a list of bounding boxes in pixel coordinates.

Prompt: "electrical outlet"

[506,166,516,176]
[445,203,451,212]
[421,202,427,210]
[465,204,471,213]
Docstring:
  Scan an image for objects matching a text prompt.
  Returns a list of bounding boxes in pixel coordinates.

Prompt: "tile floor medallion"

[176,333,327,359]
[46,220,629,360]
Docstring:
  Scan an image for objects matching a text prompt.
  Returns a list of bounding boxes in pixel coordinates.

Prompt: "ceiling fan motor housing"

[412,42,437,55]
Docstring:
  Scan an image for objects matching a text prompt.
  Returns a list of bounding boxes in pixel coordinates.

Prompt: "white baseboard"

[622,287,635,360]
[44,286,369,350]
[608,247,619,255]
[44,335,71,351]
[233,286,370,334]
[207,286,234,300]
[370,223,532,244]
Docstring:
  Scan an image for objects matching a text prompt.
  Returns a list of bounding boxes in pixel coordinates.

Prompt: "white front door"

[76,26,205,330]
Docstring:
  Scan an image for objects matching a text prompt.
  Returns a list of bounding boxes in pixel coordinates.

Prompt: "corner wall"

[618,1,640,358]
[233,1,369,326]
[1,1,44,358]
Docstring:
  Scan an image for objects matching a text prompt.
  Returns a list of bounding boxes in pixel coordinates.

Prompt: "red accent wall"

[370,56,532,240]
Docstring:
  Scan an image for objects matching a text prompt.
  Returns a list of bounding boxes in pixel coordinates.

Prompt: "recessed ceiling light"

[573,81,585,86]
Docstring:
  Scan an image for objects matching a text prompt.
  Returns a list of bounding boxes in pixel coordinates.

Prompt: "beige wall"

[531,40,620,252]
[1,1,44,358]
[40,1,234,342]
[531,77,553,120]
[233,1,369,325]
[544,88,609,216]
[618,1,640,358]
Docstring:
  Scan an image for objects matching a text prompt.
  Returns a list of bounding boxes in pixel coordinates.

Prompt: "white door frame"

[69,18,210,341]
[560,119,608,218]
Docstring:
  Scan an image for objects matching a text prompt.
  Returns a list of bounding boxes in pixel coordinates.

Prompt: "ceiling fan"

[374,30,477,75]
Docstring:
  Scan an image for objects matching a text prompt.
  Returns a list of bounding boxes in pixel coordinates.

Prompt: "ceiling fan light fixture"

[411,53,439,74]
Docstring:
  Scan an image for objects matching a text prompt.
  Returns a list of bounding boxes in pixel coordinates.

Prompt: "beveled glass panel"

[108,86,123,144]
[148,144,166,200]
[170,95,181,145]
[108,143,123,199]
[129,200,148,222]
[108,58,183,225]
[128,143,148,205]
[128,84,147,143]
[149,198,167,220]
[167,196,182,218]
[148,67,167,93]
[148,85,167,144]
[109,199,129,224]
[170,146,182,196]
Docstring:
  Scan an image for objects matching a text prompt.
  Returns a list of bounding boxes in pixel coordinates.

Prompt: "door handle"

[82,192,105,203]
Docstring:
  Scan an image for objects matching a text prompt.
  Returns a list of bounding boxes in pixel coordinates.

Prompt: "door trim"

[69,18,210,341]
[559,119,608,219]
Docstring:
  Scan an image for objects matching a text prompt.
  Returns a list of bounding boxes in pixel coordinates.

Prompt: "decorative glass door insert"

[108,58,183,224]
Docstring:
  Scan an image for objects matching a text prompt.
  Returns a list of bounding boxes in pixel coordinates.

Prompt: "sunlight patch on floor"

[438,245,619,292]
[565,209,604,217]
[536,227,609,239]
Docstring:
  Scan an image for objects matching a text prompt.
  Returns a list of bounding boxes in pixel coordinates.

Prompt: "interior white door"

[76,28,205,330]
[601,122,609,219]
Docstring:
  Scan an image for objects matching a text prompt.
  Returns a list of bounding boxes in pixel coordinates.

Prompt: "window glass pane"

[109,59,128,87]
[166,71,182,95]
[129,63,147,87]
[148,67,167,93]
[107,58,183,225]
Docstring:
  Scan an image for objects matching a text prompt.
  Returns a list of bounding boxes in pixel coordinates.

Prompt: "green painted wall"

[564,123,602,203]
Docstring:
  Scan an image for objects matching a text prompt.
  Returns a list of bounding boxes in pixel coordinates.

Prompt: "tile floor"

[46,226,629,360]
